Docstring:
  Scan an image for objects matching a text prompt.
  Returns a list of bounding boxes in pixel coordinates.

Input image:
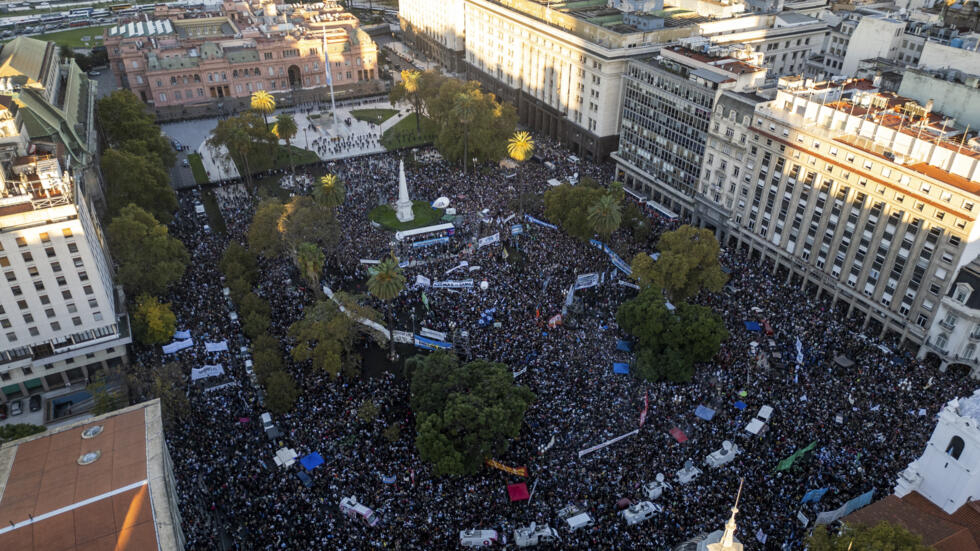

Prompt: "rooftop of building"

[0,400,179,551]
[666,45,765,73]
[843,492,980,551]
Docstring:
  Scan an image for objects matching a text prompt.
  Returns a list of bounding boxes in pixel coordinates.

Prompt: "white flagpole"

[322,32,336,123]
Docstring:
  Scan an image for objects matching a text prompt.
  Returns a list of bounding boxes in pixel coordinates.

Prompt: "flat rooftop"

[0,400,179,550]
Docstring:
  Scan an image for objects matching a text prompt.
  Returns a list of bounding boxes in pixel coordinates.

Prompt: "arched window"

[947,436,965,460]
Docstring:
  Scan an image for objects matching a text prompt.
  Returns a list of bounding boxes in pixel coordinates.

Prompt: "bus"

[394,223,455,242]
[68,8,93,17]
[109,4,133,12]
[92,8,110,17]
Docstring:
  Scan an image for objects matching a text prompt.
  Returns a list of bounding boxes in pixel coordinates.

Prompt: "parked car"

[29,394,41,412]
[88,70,101,76]
[10,399,23,416]
[182,158,189,167]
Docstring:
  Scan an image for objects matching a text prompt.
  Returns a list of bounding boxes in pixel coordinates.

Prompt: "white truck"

[620,501,662,526]
[676,460,702,485]
[705,440,742,468]
[459,529,499,547]
[643,473,670,501]
[339,496,381,527]
[514,523,559,547]
[557,505,594,533]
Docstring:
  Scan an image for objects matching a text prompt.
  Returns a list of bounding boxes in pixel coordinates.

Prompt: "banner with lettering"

[485,459,528,477]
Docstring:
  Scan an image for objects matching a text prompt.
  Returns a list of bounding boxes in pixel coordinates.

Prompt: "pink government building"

[104,0,379,107]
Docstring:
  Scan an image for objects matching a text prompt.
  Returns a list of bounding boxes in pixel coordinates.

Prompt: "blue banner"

[590,239,632,276]
[801,488,830,504]
[413,335,453,351]
[525,214,558,230]
[511,224,524,235]
[412,236,449,248]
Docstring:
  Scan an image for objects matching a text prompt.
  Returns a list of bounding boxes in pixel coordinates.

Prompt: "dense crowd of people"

[145,134,974,550]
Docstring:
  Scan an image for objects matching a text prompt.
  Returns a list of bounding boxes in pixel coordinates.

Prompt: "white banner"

[433,279,474,289]
[205,341,229,353]
[478,233,501,248]
[577,429,640,458]
[392,330,414,344]
[359,259,381,265]
[468,265,482,272]
[575,272,600,290]
[415,275,431,287]
[501,213,515,224]
[174,330,191,340]
[513,367,527,378]
[162,338,194,354]
[191,364,225,381]
[445,261,469,275]
[617,280,640,290]
[419,327,447,341]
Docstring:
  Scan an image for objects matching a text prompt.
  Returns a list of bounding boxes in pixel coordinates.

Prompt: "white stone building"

[896,390,980,514]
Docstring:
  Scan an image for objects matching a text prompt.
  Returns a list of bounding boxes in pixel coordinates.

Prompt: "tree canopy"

[289,299,361,378]
[107,204,189,296]
[207,111,277,184]
[101,149,177,224]
[96,90,175,169]
[632,224,728,301]
[543,182,609,241]
[808,522,930,551]
[617,287,728,382]
[410,351,535,476]
[264,370,298,414]
[131,294,177,345]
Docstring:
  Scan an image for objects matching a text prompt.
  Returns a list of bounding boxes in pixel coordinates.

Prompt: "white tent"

[745,418,766,435]
[432,197,450,209]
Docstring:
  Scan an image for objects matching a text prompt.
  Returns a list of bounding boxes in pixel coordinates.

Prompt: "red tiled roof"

[844,493,980,551]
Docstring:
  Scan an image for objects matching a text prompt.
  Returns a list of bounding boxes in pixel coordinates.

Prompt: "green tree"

[207,111,277,186]
[87,370,126,415]
[808,522,930,551]
[248,198,285,258]
[264,370,298,414]
[452,90,479,175]
[383,422,401,443]
[410,351,535,476]
[367,256,405,360]
[96,90,175,169]
[289,300,360,378]
[220,242,258,285]
[543,183,607,241]
[587,192,623,242]
[357,399,380,423]
[390,69,424,134]
[239,292,271,319]
[632,225,728,301]
[250,90,276,128]
[131,294,177,345]
[617,287,728,383]
[295,242,325,289]
[107,204,189,296]
[227,277,251,305]
[0,423,46,443]
[272,113,298,172]
[431,81,517,165]
[314,173,347,208]
[101,149,178,224]
[242,311,270,340]
[279,196,339,255]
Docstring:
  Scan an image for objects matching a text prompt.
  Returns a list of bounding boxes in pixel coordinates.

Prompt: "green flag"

[421,292,429,312]
[775,441,818,471]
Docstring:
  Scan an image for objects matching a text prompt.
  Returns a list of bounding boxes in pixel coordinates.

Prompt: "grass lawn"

[380,113,438,151]
[187,153,209,185]
[33,26,111,48]
[273,145,319,170]
[369,201,445,231]
[201,189,227,235]
[350,108,399,125]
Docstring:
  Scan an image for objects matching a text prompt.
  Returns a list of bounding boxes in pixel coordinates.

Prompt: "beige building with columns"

[696,76,980,347]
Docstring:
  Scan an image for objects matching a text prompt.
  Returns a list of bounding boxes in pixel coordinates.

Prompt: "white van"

[620,501,661,526]
[459,529,498,547]
[557,505,594,533]
[514,523,559,547]
[340,496,381,527]
[260,412,274,432]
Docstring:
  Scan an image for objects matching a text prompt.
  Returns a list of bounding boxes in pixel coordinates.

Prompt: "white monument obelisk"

[395,160,414,222]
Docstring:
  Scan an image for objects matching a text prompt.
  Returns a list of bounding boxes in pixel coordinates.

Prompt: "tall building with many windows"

[105,0,378,108]
[398,0,466,73]
[699,76,980,346]
[0,36,129,404]
[614,42,766,218]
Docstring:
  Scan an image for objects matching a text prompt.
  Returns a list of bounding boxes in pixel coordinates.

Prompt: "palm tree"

[251,90,276,129]
[507,131,535,162]
[588,193,623,242]
[314,174,346,208]
[367,255,406,360]
[295,242,325,289]
[452,91,479,176]
[272,113,298,172]
[401,69,423,135]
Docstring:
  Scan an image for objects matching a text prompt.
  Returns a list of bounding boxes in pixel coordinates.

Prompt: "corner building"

[703,77,980,346]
